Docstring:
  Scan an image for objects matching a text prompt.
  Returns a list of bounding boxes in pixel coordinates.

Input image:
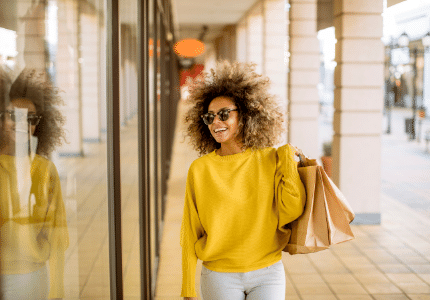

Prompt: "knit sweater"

[0,154,69,299]
[180,144,306,297]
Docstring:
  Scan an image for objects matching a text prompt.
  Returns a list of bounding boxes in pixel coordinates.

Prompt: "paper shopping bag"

[283,157,355,255]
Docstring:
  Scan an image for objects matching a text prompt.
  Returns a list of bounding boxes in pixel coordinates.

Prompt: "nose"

[212,113,223,124]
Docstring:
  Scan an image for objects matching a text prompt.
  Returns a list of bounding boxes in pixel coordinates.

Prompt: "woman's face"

[207,96,241,146]
[1,98,37,145]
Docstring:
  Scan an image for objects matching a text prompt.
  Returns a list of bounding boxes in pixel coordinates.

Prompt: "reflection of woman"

[181,61,306,300]
[0,69,69,299]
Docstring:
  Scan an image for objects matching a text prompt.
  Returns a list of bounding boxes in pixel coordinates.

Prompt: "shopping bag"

[283,154,355,255]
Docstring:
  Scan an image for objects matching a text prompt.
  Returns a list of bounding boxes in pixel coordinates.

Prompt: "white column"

[333,0,384,224]
[15,1,46,72]
[288,0,320,158]
[80,6,101,143]
[56,0,82,156]
[236,20,247,63]
[246,3,264,74]
[263,0,289,145]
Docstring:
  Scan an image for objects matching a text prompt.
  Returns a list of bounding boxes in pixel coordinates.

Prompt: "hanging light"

[398,32,409,48]
[174,39,205,58]
[422,32,430,48]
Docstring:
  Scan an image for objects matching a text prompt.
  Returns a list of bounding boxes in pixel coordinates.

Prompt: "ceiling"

[172,0,258,43]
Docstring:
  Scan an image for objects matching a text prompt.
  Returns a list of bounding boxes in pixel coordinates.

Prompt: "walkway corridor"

[155,101,430,299]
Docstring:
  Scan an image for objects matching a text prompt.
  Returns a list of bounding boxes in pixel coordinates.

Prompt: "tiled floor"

[155,102,430,299]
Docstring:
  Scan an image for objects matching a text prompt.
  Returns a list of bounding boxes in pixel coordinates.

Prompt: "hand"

[288,143,304,157]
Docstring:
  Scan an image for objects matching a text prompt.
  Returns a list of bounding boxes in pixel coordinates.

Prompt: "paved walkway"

[155,102,430,299]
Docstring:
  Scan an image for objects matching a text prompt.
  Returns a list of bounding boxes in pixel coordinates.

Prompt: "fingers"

[287,143,301,156]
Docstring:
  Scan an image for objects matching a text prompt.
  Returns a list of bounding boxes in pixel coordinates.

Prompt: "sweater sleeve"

[41,162,69,299]
[275,144,306,231]
[180,165,205,297]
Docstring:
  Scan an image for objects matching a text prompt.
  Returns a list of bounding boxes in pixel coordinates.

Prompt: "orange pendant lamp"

[174,38,205,58]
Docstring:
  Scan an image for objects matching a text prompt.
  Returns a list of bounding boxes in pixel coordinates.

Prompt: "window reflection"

[0,69,68,299]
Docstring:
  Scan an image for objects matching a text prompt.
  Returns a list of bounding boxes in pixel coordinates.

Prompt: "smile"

[214,128,227,133]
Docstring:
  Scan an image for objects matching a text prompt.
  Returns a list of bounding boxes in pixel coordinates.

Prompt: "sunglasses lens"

[202,114,214,125]
[220,110,230,121]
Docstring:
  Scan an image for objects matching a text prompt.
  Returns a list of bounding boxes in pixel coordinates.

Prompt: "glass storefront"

[0,0,178,299]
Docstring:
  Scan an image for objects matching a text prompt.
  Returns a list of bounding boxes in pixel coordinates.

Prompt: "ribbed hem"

[208,148,253,161]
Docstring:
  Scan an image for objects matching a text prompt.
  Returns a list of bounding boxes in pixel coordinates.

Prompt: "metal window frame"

[138,0,152,299]
[106,0,124,299]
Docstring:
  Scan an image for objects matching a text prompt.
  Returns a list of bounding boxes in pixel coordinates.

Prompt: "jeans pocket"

[201,266,213,276]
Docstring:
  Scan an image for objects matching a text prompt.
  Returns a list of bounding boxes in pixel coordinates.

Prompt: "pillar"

[236,19,247,63]
[263,0,289,144]
[246,2,264,75]
[56,0,82,156]
[288,0,320,158]
[333,0,384,224]
[16,1,46,72]
[80,3,101,144]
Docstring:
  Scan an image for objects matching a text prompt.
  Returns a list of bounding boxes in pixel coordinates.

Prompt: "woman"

[0,69,69,299]
[181,61,306,300]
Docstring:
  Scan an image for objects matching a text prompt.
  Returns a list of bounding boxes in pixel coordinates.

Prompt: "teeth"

[214,128,227,133]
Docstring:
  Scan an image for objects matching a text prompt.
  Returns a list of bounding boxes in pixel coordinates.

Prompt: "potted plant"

[321,141,332,178]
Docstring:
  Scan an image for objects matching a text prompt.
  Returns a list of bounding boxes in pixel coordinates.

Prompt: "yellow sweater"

[180,144,306,297]
[0,154,69,299]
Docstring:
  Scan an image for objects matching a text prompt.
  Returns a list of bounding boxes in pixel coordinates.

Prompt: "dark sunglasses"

[201,108,238,125]
[0,110,42,126]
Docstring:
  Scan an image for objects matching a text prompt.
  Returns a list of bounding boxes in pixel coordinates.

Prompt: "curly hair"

[184,60,285,156]
[8,69,66,158]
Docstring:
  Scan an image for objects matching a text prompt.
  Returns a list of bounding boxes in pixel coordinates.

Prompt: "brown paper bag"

[283,156,355,255]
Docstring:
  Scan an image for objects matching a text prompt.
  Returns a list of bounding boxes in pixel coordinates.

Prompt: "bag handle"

[288,144,307,167]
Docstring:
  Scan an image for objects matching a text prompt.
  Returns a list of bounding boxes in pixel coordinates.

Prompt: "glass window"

[0,1,110,298]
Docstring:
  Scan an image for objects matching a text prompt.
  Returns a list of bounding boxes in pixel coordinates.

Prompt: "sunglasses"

[0,110,42,126]
[201,108,238,125]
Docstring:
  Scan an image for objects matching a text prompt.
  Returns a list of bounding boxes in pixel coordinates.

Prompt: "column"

[263,0,289,144]
[333,0,384,224]
[80,4,101,143]
[16,1,46,71]
[288,0,320,158]
[57,0,82,156]
[236,19,247,63]
[246,3,264,74]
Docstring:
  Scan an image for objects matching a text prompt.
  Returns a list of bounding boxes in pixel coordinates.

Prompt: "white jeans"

[1,265,49,300]
[200,260,286,300]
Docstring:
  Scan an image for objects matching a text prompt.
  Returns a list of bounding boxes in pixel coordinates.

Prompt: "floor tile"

[295,283,332,295]
[386,273,424,283]
[373,295,411,300]
[363,283,402,294]
[290,274,325,284]
[354,273,390,284]
[407,295,430,300]
[337,295,373,300]
[397,282,430,293]
[409,264,430,274]
[300,295,336,300]
[329,283,368,295]
[323,274,358,284]
[419,274,430,284]
[378,264,411,273]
